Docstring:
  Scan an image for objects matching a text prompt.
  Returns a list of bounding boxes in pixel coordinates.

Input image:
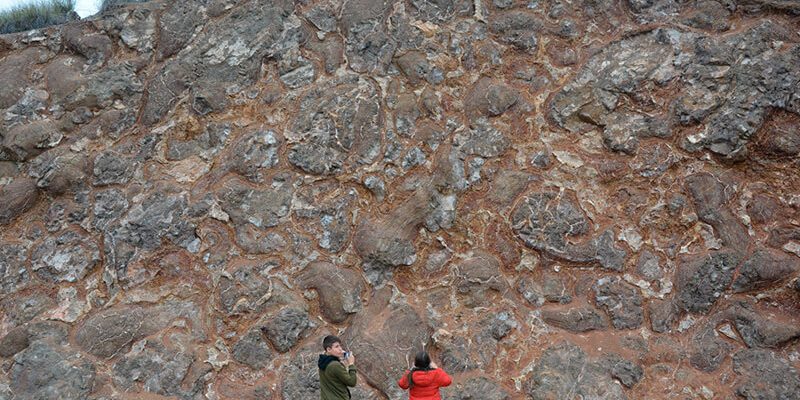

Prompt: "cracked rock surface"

[1,0,799,398]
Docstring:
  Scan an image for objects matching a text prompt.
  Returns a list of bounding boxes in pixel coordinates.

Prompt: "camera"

[343,351,351,359]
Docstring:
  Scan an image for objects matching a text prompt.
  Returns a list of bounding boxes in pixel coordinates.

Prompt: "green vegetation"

[0,0,77,35]
[98,0,149,13]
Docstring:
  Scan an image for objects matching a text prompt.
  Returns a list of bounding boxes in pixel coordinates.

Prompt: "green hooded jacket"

[318,354,357,400]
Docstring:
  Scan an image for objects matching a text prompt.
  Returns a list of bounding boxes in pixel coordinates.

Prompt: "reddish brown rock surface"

[1,0,799,399]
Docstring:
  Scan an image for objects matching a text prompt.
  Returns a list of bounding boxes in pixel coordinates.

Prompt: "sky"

[0,0,100,18]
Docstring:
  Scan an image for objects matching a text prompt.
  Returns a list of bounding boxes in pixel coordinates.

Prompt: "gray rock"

[92,188,128,229]
[76,301,203,362]
[75,306,147,358]
[217,261,285,316]
[512,190,628,270]
[104,191,198,284]
[0,243,29,296]
[62,26,113,66]
[631,142,679,178]
[648,298,681,333]
[732,248,800,293]
[279,56,317,89]
[167,122,230,161]
[409,0,465,22]
[140,64,192,126]
[489,11,541,52]
[10,341,95,400]
[362,175,386,202]
[689,325,734,372]
[464,78,519,117]
[457,117,510,158]
[294,185,356,252]
[233,225,287,254]
[516,274,571,307]
[402,146,427,170]
[296,261,363,323]
[493,0,513,8]
[676,251,739,313]
[601,353,644,388]
[112,339,196,398]
[229,129,281,182]
[43,56,86,107]
[482,310,518,344]
[0,292,55,325]
[340,0,395,74]
[752,110,800,159]
[692,23,800,160]
[0,178,40,226]
[682,0,731,31]
[453,251,508,307]
[141,1,294,125]
[30,229,100,283]
[548,29,671,131]
[600,112,669,154]
[305,4,337,32]
[259,307,311,353]
[27,148,88,195]
[287,77,383,175]
[23,321,70,346]
[92,151,136,186]
[732,349,800,399]
[1,120,62,162]
[636,250,663,280]
[305,35,345,74]
[395,51,441,85]
[442,376,510,400]
[541,306,609,332]
[524,342,626,400]
[730,303,800,349]
[440,336,476,373]
[232,328,273,369]
[157,0,208,60]
[0,49,39,109]
[685,172,749,249]
[593,277,644,330]
[0,326,29,358]
[280,345,321,399]
[592,230,629,272]
[191,82,229,115]
[63,63,143,110]
[217,177,293,229]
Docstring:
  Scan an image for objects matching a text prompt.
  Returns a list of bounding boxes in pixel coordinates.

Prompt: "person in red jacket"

[397,351,452,400]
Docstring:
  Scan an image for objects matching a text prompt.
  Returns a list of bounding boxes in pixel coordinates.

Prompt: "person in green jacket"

[318,335,357,399]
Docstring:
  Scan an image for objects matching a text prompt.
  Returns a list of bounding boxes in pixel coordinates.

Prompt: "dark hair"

[407,351,433,388]
[322,335,341,351]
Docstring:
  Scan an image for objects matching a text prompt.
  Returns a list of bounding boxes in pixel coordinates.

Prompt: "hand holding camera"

[343,351,355,366]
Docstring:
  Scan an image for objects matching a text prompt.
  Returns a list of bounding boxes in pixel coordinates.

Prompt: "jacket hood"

[318,354,340,370]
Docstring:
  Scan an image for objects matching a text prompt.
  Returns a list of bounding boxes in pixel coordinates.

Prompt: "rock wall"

[1,0,800,399]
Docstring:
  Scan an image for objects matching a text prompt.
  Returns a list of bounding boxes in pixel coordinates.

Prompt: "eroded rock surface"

[1,0,799,399]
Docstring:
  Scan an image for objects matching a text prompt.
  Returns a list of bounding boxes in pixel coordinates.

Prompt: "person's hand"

[429,361,438,369]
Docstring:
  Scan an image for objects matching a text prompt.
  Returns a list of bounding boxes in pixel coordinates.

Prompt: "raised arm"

[398,370,410,389]
[436,368,452,387]
[332,362,358,387]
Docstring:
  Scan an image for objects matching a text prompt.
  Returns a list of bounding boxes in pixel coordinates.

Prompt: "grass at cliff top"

[0,0,76,35]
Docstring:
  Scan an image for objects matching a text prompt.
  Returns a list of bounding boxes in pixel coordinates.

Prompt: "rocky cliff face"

[1,0,800,399]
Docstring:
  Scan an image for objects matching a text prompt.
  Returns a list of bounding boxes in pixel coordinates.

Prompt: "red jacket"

[397,368,452,400]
